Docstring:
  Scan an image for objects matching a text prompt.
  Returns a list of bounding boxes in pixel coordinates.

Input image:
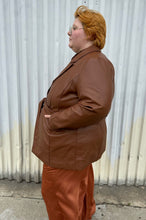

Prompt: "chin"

[68,43,72,49]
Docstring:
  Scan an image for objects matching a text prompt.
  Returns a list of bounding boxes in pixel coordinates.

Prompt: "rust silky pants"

[41,164,96,220]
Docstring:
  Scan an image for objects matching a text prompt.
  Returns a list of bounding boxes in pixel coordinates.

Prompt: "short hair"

[74,5,106,49]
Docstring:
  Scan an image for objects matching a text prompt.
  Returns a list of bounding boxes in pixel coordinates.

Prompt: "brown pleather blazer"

[32,45,115,170]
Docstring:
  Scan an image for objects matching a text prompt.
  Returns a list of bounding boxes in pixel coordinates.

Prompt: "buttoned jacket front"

[32,45,115,170]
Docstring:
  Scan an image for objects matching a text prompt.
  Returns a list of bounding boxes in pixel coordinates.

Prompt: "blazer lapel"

[51,46,100,84]
[47,62,73,94]
[52,62,73,83]
[47,46,100,94]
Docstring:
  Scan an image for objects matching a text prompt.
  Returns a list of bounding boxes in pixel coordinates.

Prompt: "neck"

[78,42,93,53]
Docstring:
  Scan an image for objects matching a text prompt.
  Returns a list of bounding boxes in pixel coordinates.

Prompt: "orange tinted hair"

[74,5,106,49]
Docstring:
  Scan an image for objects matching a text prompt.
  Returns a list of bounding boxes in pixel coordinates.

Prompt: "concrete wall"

[0,0,146,185]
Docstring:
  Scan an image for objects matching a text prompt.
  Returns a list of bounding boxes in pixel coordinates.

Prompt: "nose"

[68,31,71,36]
[68,26,72,36]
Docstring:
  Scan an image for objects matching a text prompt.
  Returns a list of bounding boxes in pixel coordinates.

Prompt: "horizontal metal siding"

[0,0,146,185]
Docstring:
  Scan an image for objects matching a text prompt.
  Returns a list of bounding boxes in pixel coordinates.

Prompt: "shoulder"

[81,51,114,71]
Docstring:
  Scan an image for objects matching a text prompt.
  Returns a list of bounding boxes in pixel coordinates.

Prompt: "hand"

[44,115,51,118]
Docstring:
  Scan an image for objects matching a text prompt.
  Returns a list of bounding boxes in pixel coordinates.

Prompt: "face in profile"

[68,18,91,53]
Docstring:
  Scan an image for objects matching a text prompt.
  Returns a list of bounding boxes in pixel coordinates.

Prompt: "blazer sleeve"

[48,57,115,130]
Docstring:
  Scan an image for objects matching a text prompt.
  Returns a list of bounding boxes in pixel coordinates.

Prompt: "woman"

[32,5,114,220]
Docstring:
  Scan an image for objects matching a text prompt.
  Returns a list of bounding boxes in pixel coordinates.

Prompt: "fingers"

[44,115,51,118]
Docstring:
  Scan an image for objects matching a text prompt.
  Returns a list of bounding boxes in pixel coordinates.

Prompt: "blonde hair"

[74,5,106,49]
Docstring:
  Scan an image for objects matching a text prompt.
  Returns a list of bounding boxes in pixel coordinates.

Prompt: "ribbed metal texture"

[0,0,146,185]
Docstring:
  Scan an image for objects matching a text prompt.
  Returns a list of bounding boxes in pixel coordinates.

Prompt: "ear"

[86,34,92,41]
[89,33,96,41]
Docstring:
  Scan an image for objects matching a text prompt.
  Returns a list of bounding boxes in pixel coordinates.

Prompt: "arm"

[48,58,114,130]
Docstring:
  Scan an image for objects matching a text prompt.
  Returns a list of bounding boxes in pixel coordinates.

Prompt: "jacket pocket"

[49,129,77,169]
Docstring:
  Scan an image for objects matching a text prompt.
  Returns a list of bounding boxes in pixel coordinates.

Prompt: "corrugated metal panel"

[0,0,146,185]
